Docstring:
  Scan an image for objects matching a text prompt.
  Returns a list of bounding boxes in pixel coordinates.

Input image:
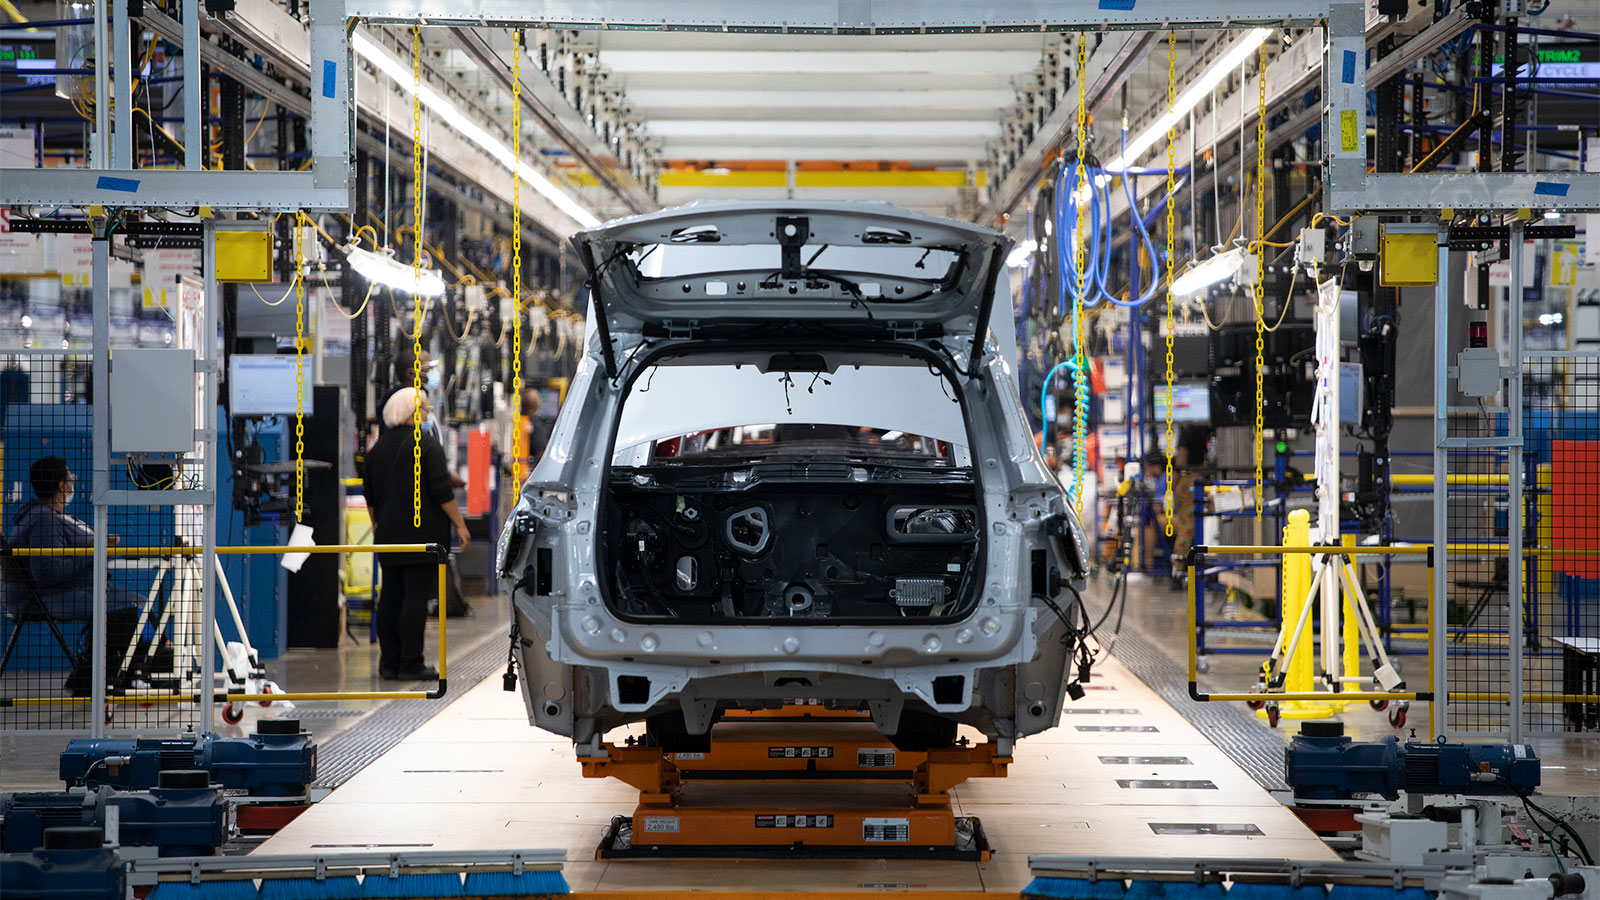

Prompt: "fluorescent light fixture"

[346,244,447,297]
[648,120,1001,139]
[1543,209,1561,220]
[1006,239,1037,268]
[1102,28,1272,173]
[1171,247,1246,297]
[351,31,601,230]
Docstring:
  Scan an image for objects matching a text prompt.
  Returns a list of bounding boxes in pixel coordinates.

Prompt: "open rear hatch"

[570,201,1010,352]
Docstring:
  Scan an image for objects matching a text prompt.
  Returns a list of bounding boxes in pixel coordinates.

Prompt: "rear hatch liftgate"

[570,202,1011,374]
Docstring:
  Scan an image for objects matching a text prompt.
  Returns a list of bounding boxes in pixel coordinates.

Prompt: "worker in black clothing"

[363,387,470,681]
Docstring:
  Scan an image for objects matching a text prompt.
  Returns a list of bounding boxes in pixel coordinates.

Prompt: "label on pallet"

[754,814,834,829]
[641,816,680,833]
[856,748,897,768]
[767,746,834,759]
[862,817,910,842]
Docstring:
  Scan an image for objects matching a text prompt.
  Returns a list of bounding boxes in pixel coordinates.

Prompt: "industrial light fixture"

[1102,28,1273,173]
[350,31,602,230]
[345,244,447,297]
[1171,246,1246,297]
[1006,239,1038,268]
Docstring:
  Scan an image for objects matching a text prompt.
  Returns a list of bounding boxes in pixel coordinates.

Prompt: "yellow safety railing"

[1185,543,1434,705]
[1,543,448,706]
[1391,473,1510,487]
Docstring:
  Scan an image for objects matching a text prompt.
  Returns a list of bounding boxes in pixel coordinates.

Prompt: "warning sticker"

[642,816,680,833]
[856,748,897,768]
[863,818,910,842]
[755,814,834,829]
[768,746,834,759]
[1339,110,1359,154]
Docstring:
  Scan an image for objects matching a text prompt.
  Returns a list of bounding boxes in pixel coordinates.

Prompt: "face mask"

[62,490,74,507]
[419,417,436,435]
[426,369,442,391]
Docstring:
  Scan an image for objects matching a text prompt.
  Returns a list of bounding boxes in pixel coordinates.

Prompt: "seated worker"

[364,388,471,681]
[6,457,150,696]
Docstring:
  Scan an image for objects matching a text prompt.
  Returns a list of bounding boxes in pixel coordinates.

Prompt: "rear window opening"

[601,351,984,624]
[627,242,963,283]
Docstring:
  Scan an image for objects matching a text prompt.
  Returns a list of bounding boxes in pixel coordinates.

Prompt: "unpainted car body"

[496,201,1088,756]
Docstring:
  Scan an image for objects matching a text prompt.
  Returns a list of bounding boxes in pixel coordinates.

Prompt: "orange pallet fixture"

[580,706,1010,860]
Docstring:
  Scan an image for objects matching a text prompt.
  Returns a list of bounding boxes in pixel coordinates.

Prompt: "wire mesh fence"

[1441,403,1516,738]
[0,351,206,734]
[1522,352,1600,737]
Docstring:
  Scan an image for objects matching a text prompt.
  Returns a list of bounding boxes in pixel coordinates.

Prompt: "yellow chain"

[1070,32,1089,517]
[1162,31,1177,538]
[411,25,424,529]
[510,31,525,488]
[294,211,306,524]
[1252,41,1267,519]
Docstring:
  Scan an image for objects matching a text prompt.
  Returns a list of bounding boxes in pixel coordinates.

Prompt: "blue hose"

[1052,128,1167,310]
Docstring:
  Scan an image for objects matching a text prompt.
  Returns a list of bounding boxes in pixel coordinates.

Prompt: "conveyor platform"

[256,657,1334,893]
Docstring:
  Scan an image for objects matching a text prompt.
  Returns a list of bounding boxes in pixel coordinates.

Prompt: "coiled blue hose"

[1053,129,1165,311]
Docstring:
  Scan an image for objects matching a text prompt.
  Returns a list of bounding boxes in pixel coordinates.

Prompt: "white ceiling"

[577,31,1056,215]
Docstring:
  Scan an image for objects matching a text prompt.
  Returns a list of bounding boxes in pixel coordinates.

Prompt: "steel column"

[183,0,202,169]
[93,0,108,166]
[1431,226,1450,739]
[91,235,111,739]
[112,0,131,168]
[200,221,219,731]
[1507,219,1524,742]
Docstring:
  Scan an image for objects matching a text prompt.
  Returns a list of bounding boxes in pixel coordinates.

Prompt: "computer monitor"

[1153,381,1211,423]
[229,354,313,416]
[1340,361,1365,425]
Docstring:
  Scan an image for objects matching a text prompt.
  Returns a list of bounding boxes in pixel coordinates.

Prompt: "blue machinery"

[1285,721,1540,802]
[58,719,315,798]
[0,773,228,858]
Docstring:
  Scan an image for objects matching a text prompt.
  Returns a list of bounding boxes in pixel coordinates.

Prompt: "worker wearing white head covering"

[363,386,469,681]
[382,387,431,431]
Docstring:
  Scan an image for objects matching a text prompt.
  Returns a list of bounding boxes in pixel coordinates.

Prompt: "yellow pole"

[1267,510,1336,719]
[1283,510,1313,693]
[1342,533,1360,684]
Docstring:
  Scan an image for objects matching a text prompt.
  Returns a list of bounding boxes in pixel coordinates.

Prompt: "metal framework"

[2,0,1595,213]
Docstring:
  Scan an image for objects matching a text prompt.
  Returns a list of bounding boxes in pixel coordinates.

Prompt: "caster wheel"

[1196,658,1210,675]
[1247,699,1265,711]
[1266,704,1281,729]
[1370,699,1389,712]
[222,703,244,725]
[1388,705,1407,730]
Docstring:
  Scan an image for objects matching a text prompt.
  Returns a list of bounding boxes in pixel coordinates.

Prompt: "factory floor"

[6,573,1600,863]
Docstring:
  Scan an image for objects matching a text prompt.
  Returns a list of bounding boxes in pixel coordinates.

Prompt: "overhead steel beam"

[1107,8,1508,225]
[346,0,1331,29]
[0,0,351,209]
[978,31,1155,225]
[448,27,654,215]
[137,4,567,248]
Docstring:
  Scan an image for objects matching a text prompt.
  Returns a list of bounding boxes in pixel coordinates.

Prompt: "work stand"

[584,708,1008,860]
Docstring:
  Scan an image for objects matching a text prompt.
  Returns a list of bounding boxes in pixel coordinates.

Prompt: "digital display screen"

[229,354,313,416]
[1153,381,1211,423]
